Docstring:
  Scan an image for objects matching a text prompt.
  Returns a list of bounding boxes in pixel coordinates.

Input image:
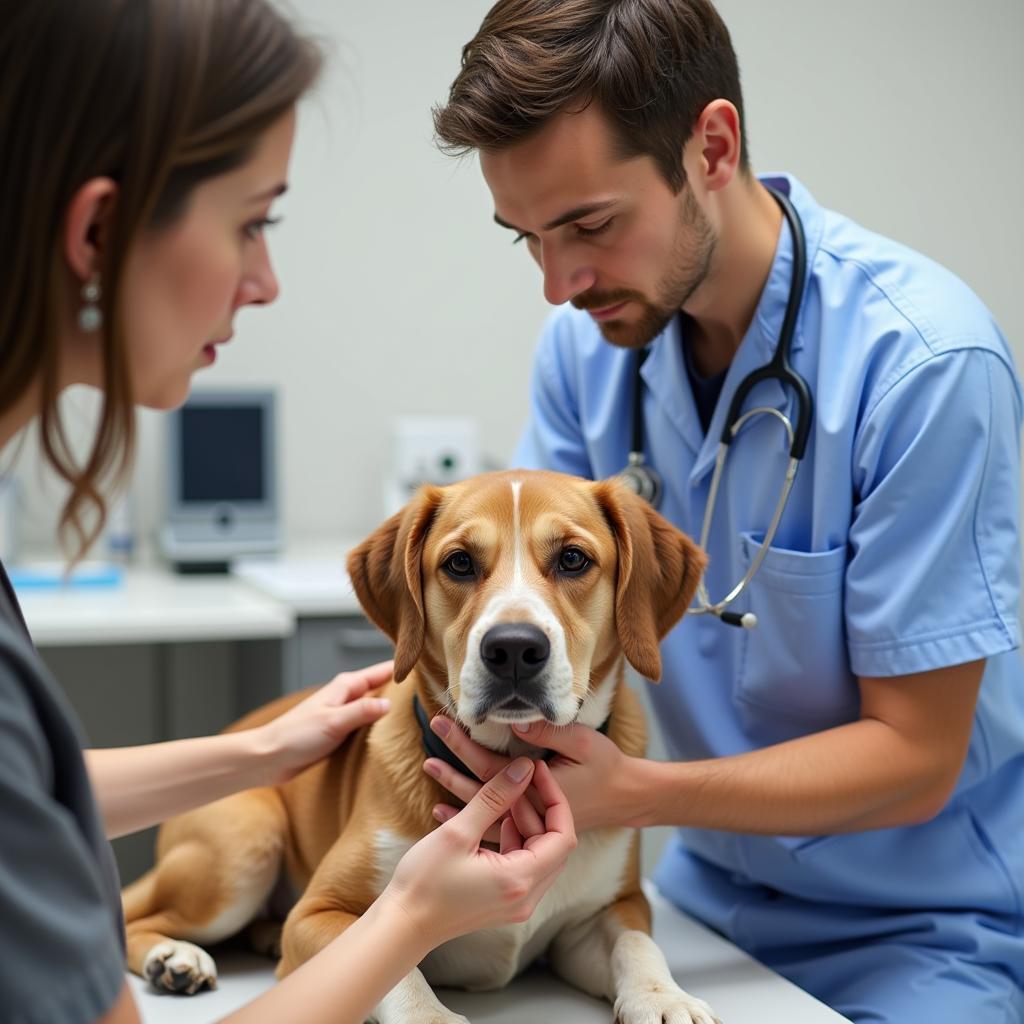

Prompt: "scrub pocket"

[735,532,858,722]
[783,807,1020,914]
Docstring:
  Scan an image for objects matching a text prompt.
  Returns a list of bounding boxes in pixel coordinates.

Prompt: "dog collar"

[413,694,610,780]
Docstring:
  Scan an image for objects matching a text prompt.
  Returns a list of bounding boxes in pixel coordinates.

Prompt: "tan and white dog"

[123,470,715,1023]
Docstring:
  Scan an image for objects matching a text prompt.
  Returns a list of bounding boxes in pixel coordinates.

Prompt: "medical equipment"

[384,416,482,517]
[161,389,282,572]
[617,185,813,629]
[618,346,665,508]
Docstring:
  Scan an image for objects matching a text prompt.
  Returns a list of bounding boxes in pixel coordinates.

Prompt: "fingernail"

[432,807,450,823]
[506,758,532,782]
[375,699,391,712]
[511,721,535,734]
[431,716,451,738]
[422,760,440,779]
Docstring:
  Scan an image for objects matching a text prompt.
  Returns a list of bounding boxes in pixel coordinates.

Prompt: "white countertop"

[128,884,851,1023]
[14,540,365,647]
[231,541,362,617]
[17,565,295,646]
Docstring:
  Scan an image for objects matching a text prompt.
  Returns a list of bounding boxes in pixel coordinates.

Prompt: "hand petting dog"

[255,660,395,785]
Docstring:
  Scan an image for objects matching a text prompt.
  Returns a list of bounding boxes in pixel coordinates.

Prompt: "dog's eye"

[557,547,590,574]
[442,551,476,579]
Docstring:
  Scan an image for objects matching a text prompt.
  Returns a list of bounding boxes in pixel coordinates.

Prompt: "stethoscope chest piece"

[618,452,663,509]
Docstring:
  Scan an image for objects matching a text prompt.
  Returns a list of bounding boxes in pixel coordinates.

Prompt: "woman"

[0,3,576,1023]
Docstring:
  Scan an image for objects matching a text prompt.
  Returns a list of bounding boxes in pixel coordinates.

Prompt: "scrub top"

[0,561,125,1023]
[514,175,1024,980]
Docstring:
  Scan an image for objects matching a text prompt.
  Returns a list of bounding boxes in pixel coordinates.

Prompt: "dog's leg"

[373,970,471,1024]
[551,890,718,1024]
[124,788,288,995]
[277,900,357,977]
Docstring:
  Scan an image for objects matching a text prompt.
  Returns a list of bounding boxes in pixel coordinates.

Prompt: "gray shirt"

[0,562,125,1023]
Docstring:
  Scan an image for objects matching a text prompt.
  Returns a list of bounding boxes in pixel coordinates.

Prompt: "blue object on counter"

[8,561,124,591]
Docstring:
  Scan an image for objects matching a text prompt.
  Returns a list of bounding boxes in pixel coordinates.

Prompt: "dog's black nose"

[480,623,550,682]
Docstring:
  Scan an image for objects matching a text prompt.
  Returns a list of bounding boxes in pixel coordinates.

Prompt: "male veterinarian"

[424,1,1024,1021]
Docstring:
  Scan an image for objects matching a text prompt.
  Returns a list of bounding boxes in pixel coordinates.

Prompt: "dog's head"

[347,470,704,730]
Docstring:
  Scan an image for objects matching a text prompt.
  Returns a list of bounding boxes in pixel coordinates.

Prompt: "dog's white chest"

[374,826,634,991]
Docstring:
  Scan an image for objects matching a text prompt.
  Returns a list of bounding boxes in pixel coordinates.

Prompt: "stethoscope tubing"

[621,185,813,628]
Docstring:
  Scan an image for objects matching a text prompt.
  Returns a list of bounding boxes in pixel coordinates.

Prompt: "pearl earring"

[78,272,103,333]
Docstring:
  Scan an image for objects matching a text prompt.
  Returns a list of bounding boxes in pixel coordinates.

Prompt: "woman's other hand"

[381,758,577,948]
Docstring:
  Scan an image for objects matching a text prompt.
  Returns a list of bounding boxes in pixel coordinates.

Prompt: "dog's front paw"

[614,983,719,1024]
[372,1001,470,1024]
[143,939,217,995]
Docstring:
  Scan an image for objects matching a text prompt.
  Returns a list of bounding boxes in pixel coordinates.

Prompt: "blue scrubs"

[514,175,1024,1023]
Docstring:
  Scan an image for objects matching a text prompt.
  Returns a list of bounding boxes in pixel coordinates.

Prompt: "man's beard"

[571,186,716,349]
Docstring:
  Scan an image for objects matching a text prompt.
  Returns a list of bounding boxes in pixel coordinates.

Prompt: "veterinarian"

[424,2,1024,1021]
[0,4,577,1024]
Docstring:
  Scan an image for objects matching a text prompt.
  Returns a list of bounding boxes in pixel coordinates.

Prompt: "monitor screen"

[179,405,265,503]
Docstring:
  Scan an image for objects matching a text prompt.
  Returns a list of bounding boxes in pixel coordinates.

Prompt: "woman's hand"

[256,661,394,785]
[381,758,576,948]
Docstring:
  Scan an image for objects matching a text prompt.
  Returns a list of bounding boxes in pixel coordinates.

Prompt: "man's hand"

[424,715,639,836]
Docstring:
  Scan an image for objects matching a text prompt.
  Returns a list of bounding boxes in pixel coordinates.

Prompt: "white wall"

[13,0,1024,553]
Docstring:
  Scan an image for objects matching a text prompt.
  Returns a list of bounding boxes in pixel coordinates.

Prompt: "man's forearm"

[85,731,271,839]
[630,716,953,836]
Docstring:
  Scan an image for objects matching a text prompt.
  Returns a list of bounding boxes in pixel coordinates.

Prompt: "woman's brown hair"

[434,0,749,190]
[0,0,322,558]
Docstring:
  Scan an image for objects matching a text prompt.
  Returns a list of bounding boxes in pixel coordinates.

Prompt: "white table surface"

[231,542,363,617]
[15,540,366,648]
[17,565,295,646]
[128,884,850,1023]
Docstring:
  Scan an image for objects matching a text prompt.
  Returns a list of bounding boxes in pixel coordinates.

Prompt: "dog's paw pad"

[614,985,719,1024]
[143,940,217,995]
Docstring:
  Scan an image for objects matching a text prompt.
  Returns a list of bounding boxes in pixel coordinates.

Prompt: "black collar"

[413,694,610,778]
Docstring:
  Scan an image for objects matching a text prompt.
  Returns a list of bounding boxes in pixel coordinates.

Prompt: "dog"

[123,469,715,1023]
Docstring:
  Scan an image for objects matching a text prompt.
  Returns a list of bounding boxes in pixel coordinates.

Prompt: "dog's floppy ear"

[346,485,444,682]
[595,480,706,681]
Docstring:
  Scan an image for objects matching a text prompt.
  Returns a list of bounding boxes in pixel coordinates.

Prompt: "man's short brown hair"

[434,0,749,192]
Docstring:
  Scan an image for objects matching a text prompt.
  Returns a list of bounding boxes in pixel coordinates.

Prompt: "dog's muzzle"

[478,623,555,717]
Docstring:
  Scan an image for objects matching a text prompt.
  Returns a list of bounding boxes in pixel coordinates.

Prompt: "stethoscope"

[617,185,813,629]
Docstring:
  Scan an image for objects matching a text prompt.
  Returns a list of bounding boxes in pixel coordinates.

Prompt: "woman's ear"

[63,177,118,282]
[346,485,444,682]
[594,480,706,681]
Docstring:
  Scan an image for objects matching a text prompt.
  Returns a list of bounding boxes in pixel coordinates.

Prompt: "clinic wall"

[10,0,1024,554]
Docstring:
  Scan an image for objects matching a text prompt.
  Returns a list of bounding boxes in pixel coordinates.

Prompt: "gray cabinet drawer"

[293,614,393,687]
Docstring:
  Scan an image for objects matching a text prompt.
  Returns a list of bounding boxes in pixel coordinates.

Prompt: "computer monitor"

[160,389,282,571]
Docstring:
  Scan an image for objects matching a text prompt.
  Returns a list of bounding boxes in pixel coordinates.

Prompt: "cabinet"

[284,614,393,691]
